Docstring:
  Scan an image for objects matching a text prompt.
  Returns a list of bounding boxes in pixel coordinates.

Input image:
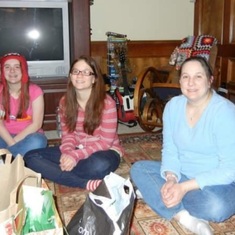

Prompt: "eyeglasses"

[71,69,94,76]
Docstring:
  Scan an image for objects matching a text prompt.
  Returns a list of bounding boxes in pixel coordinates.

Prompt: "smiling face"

[70,59,95,91]
[179,60,213,103]
[3,59,22,85]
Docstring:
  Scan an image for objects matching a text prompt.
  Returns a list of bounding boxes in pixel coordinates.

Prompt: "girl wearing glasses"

[25,55,123,191]
[0,53,47,157]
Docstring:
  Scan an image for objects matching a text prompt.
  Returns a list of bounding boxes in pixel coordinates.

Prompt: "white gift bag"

[67,172,135,235]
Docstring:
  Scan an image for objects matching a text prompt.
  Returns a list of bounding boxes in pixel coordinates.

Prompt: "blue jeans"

[24,146,121,188]
[130,160,235,222]
[0,133,47,157]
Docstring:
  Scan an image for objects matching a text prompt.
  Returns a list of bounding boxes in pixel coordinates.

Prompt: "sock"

[135,189,143,199]
[86,179,102,191]
[175,210,213,235]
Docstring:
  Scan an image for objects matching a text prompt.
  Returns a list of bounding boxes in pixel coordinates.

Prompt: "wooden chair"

[134,35,218,132]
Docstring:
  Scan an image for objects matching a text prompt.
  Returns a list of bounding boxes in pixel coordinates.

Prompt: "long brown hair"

[62,55,106,135]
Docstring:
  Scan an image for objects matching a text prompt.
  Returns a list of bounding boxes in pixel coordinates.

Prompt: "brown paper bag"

[0,149,41,234]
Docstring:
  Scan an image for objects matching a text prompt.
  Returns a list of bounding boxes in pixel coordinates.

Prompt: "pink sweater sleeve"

[59,95,123,163]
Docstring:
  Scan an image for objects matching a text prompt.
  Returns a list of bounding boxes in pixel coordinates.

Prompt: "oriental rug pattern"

[46,132,235,235]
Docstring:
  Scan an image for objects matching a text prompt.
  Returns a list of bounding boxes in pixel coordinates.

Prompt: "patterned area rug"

[46,132,235,235]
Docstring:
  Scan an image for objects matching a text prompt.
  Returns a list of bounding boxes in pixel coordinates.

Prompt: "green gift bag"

[19,185,64,235]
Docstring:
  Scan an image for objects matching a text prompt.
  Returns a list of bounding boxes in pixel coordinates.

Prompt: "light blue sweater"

[160,90,235,189]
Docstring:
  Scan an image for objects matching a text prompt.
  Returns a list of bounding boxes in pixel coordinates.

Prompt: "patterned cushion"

[169,35,217,70]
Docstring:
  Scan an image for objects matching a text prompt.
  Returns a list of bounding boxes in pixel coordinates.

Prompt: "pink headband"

[0,53,29,86]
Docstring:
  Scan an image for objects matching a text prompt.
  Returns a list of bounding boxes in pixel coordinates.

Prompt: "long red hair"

[0,53,29,121]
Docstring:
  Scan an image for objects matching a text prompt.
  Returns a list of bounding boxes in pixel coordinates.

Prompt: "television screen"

[0,8,64,61]
[0,0,70,79]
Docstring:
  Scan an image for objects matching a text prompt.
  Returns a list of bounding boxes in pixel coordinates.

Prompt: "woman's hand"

[60,153,76,171]
[161,177,200,208]
[161,180,186,208]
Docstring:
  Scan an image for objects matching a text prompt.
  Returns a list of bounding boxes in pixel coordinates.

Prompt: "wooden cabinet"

[34,78,67,130]
[194,0,235,88]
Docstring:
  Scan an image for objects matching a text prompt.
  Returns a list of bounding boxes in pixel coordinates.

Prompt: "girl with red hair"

[0,53,47,157]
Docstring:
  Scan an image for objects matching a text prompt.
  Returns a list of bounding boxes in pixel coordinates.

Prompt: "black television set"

[0,0,70,80]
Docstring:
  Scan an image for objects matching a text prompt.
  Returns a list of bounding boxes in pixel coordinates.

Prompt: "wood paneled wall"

[91,39,221,88]
[194,0,235,87]
[91,40,180,80]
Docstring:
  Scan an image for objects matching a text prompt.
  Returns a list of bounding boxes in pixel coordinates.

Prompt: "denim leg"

[6,133,47,157]
[74,150,121,179]
[131,161,235,222]
[0,137,8,148]
[25,147,121,188]
[24,146,85,187]
[130,160,184,220]
[183,182,235,222]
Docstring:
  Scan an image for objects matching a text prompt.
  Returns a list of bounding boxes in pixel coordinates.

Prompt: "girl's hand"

[60,154,76,171]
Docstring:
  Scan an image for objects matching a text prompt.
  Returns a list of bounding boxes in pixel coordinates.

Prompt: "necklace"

[76,136,87,150]
[187,91,212,122]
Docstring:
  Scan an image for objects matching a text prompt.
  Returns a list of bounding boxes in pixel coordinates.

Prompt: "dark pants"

[24,146,121,188]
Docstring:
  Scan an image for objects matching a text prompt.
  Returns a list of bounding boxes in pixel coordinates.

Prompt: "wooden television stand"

[33,77,67,131]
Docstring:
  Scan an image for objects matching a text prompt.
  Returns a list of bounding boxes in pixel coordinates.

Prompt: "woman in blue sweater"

[131,56,235,235]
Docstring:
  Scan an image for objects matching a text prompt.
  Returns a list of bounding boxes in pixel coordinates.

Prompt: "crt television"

[0,0,70,80]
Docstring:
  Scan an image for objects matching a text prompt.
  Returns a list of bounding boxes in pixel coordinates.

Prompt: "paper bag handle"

[0,148,11,155]
[10,174,42,206]
[0,148,12,164]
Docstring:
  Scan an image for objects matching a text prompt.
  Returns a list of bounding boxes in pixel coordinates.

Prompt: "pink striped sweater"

[59,95,124,163]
